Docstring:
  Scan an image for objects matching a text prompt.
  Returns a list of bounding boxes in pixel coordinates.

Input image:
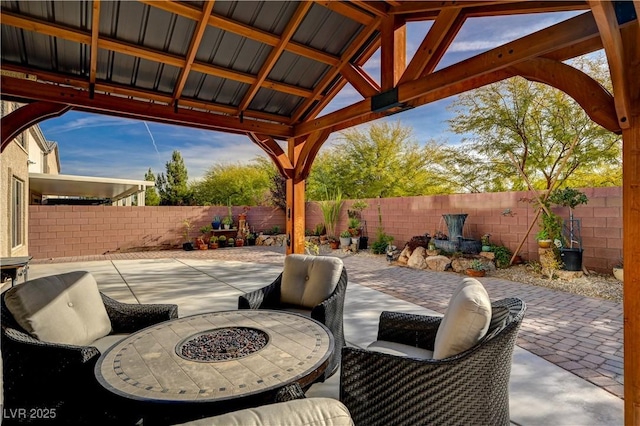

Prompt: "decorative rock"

[397,247,411,265]
[426,255,452,272]
[556,270,584,281]
[451,257,473,273]
[479,252,495,260]
[407,247,428,269]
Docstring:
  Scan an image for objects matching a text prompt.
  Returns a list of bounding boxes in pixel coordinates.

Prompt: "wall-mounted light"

[27,160,36,165]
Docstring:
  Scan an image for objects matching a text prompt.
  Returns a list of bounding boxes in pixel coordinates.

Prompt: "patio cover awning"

[29,172,154,202]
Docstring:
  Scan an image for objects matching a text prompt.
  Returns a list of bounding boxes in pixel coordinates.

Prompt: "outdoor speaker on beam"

[371,88,413,115]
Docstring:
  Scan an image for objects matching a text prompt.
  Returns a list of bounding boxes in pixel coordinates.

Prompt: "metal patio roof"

[3,0,620,143]
[29,172,154,201]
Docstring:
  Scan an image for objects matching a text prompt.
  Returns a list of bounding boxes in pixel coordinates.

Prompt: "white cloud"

[43,114,139,135]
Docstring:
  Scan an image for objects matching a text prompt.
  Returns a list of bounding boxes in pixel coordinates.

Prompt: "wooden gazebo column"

[590,3,639,423]
[248,130,330,254]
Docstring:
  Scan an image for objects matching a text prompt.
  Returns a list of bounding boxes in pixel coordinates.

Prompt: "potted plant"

[235,237,244,247]
[535,229,553,248]
[318,190,343,250]
[613,258,623,282]
[246,233,256,246]
[212,216,221,230]
[182,219,194,251]
[466,259,486,277]
[549,188,588,271]
[218,235,227,248]
[228,237,235,247]
[340,230,352,248]
[209,236,219,249]
[328,235,340,250]
[221,216,233,230]
[481,234,491,252]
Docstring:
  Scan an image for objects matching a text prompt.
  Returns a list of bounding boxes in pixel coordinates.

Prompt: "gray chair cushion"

[433,278,491,359]
[367,340,434,359]
[174,397,354,426]
[280,255,343,309]
[4,271,112,346]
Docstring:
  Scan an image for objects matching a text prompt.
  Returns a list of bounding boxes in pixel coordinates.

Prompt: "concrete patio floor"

[10,248,624,425]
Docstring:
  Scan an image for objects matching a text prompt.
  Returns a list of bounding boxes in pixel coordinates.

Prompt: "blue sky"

[38,11,583,181]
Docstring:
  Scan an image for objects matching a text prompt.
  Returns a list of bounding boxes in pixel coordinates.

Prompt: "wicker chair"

[1,284,178,425]
[340,298,526,426]
[238,254,347,381]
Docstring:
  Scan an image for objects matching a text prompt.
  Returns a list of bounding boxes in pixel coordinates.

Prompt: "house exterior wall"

[28,187,623,273]
[1,137,29,257]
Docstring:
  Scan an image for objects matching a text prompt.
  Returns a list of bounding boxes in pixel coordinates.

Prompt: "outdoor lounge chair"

[1,271,178,425]
[238,254,347,381]
[340,278,526,426]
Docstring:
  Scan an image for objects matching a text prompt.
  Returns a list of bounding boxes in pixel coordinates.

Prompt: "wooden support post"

[620,20,640,426]
[285,178,306,255]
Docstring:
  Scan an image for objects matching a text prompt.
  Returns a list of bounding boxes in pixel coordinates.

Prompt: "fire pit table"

[95,310,334,424]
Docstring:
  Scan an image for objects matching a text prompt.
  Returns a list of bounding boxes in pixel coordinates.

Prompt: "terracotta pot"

[236,239,244,247]
[329,241,340,249]
[466,268,486,277]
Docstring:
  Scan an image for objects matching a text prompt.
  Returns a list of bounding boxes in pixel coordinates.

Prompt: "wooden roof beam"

[140,0,339,66]
[238,2,312,114]
[399,7,463,84]
[303,34,382,121]
[248,133,293,178]
[464,1,589,17]
[1,11,314,100]
[341,64,380,98]
[390,1,528,14]
[89,0,100,87]
[589,1,631,129]
[0,63,293,124]
[295,11,601,137]
[1,76,293,138]
[172,1,215,103]
[509,57,620,133]
[380,15,406,90]
[291,16,383,123]
[315,1,375,25]
[350,1,389,17]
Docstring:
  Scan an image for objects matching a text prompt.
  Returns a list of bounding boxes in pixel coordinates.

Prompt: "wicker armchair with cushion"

[1,271,178,425]
[238,254,347,381]
[340,278,526,426]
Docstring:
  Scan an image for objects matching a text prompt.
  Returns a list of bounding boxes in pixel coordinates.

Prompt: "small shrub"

[490,245,512,269]
[407,235,430,252]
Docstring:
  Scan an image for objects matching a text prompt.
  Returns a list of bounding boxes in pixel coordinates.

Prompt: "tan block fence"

[29,187,622,273]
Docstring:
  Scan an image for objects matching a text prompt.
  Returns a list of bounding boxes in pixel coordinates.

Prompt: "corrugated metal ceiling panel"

[99,1,194,57]
[250,87,304,116]
[293,3,365,56]
[183,72,249,107]
[213,1,298,35]
[269,51,330,90]
[1,0,91,31]
[195,26,272,75]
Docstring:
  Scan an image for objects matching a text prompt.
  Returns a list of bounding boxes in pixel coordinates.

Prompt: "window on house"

[12,177,24,248]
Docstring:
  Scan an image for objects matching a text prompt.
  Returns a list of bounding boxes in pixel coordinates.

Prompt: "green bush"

[490,245,512,269]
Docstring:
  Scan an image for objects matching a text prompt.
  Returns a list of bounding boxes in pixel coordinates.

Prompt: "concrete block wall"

[29,187,622,273]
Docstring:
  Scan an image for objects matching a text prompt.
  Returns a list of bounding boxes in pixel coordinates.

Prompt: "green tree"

[447,55,621,192]
[191,158,272,206]
[306,121,453,200]
[143,168,160,206]
[156,150,191,205]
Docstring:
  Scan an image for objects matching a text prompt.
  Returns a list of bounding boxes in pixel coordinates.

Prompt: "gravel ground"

[490,263,623,303]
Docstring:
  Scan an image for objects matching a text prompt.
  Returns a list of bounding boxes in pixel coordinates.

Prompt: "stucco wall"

[28,187,622,273]
[1,141,29,257]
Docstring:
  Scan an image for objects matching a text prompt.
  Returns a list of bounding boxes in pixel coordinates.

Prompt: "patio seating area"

[1,246,623,425]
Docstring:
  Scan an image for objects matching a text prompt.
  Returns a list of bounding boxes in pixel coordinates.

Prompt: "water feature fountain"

[432,213,482,254]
